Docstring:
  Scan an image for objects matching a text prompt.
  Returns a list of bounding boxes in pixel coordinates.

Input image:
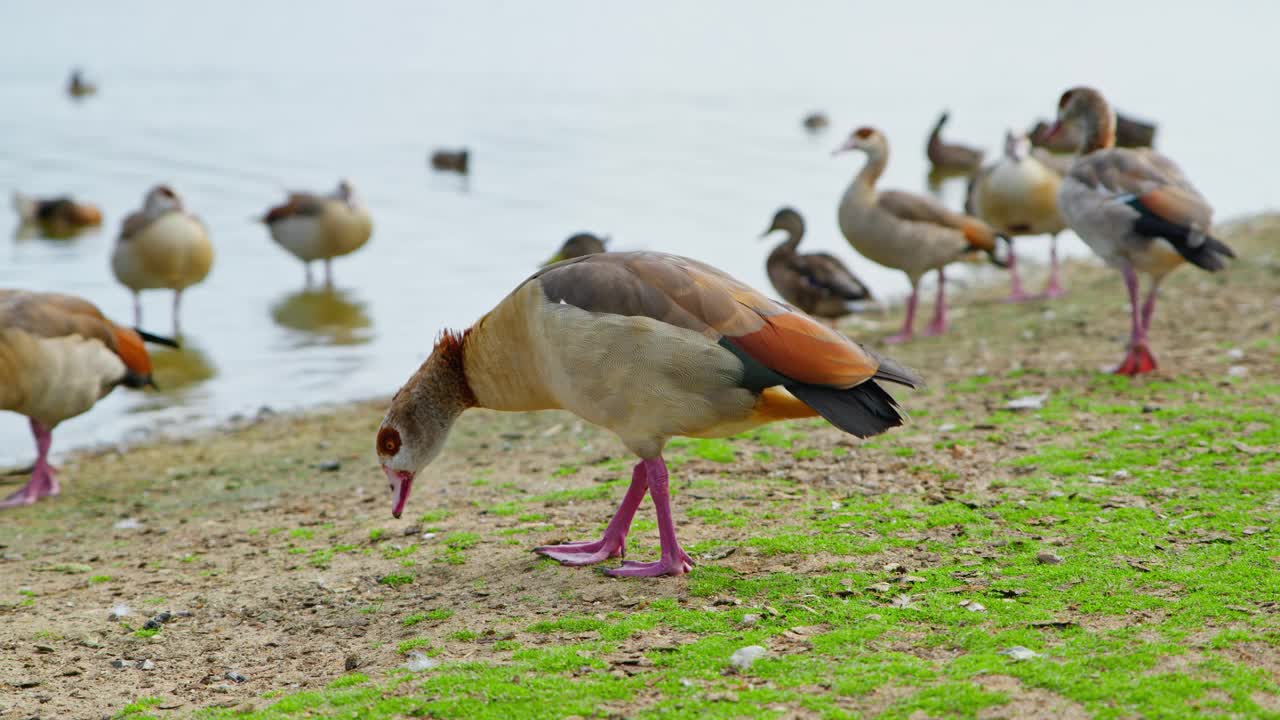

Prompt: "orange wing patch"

[730,312,879,388]
[110,326,153,377]
[750,387,820,423]
[1135,188,1207,229]
[960,219,996,252]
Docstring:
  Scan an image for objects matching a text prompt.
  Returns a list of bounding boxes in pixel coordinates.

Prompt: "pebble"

[1228,365,1248,378]
[140,659,156,671]
[113,518,142,530]
[344,653,360,671]
[111,659,136,669]
[11,679,40,688]
[210,683,234,694]
[1112,470,1132,480]
[224,671,248,684]
[740,613,760,627]
[405,652,438,672]
[1226,348,1245,360]
[317,460,341,472]
[143,612,173,630]
[1036,551,1063,565]
[999,646,1043,661]
[108,603,132,621]
[728,645,767,671]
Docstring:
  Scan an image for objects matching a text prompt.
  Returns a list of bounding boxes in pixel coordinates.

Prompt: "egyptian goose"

[67,68,96,99]
[965,132,1068,300]
[376,252,919,577]
[802,112,830,132]
[112,185,214,337]
[544,232,607,266]
[1046,87,1234,375]
[261,180,373,287]
[1030,111,1158,152]
[430,149,470,174]
[926,111,984,174]
[762,207,872,323]
[12,193,103,238]
[0,291,175,508]
[835,126,1006,343]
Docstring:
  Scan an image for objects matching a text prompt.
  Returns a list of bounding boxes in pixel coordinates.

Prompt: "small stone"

[143,612,173,630]
[1036,551,1063,565]
[1004,393,1048,411]
[701,546,737,561]
[317,460,341,472]
[965,601,986,612]
[1226,348,1245,360]
[79,636,103,649]
[224,671,248,683]
[109,603,132,621]
[210,683,234,694]
[405,652,438,672]
[34,644,55,654]
[999,646,1042,661]
[140,659,156,671]
[401,525,422,537]
[866,582,893,593]
[11,679,40,689]
[111,659,136,669]
[1227,365,1248,378]
[1112,470,1131,480]
[113,518,143,530]
[728,645,766,671]
[740,613,760,627]
[344,653,360,671]
[421,532,437,541]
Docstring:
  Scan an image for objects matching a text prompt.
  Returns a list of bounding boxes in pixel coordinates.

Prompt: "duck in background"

[926,111,984,175]
[261,180,373,287]
[0,290,175,508]
[67,68,96,99]
[761,207,873,325]
[835,126,1007,343]
[802,112,830,132]
[1046,86,1233,375]
[430,149,470,174]
[12,193,102,238]
[112,185,214,337]
[1029,111,1158,152]
[375,251,919,576]
[543,232,607,266]
[966,132,1068,300]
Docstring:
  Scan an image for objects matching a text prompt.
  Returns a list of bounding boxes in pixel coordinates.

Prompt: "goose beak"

[1043,120,1064,143]
[542,252,565,267]
[383,466,414,519]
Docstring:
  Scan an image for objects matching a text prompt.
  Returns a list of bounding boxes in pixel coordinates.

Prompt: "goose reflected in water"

[271,288,372,347]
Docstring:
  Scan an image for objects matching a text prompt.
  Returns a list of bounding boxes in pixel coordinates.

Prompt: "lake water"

[1,0,1276,462]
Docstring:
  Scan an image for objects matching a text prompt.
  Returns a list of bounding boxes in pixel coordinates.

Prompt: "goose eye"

[377,427,402,456]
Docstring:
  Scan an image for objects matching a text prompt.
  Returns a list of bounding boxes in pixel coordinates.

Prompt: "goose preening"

[112,185,214,337]
[430,149,470,174]
[261,180,373,287]
[1030,111,1158,152]
[67,68,96,98]
[544,232,607,266]
[966,132,1068,300]
[12,193,103,237]
[761,207,873,324]
[0,291,175,508]
[376,252,919,577]
[802,112,830,132]
[835,126,1007,343]
[1046,87,1234,375]
[926,111,984,174]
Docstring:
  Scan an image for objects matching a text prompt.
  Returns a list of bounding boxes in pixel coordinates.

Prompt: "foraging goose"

[261,180,373,287]
[544,232,607,266]
[430,149,470,174]
[1030,111,1158,152]
[12,193,102,237]
[835,126,1006,343]
[67,68,96,98]
[965,132,1068,300]
[802,112,830,132]
[762,207,872,323]
[1046,87,1234,375]
[0,291,175,508]
[112,186,213,337]
[376,252,919,577]
[926,111,984,174]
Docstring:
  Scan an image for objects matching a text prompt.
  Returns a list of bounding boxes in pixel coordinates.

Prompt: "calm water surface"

[1,1,1275,461]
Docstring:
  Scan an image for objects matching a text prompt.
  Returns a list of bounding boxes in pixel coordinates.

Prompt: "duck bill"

[541,252,565,267]
[383,466,414,519]
[1042,120,1065,143]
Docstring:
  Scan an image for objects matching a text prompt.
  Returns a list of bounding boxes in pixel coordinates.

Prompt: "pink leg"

[884,282,918,344]
[172,290,183,338]
[1041,234,1064,298]
[604,457,693,578]
[1004,240,1030,302]
[534,463,648,565]
[1140,277,1162,335]
[1,420,59,509]
[924,269,947,336]
[1115,264,1156,375]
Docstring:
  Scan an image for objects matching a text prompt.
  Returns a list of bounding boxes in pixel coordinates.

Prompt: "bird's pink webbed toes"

[604,549,694,578]
[534,534,627,566]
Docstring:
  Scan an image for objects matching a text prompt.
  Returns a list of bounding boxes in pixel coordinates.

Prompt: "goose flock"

[5,74,1236,579]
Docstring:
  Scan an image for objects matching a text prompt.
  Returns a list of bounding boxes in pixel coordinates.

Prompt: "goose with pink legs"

[1046,87,1234,375]
[834,127,1007,343]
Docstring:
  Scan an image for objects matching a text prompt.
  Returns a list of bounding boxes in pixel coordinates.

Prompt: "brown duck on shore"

[430,149,470,174]
[926,111,984,173]
[761,207,872,324]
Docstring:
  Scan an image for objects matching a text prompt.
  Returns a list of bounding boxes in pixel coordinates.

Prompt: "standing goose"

[926,111,984,174]
[112,185,214,337]
[543,232,607,266]
[835,126,1006,343]
[12,193,103,237]
[0,291,175,508]
[376,252,919,577]
[761,207,873,324]
[1046,87,1234,375]
[261,180,373,287]
[966,132,1068,300]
